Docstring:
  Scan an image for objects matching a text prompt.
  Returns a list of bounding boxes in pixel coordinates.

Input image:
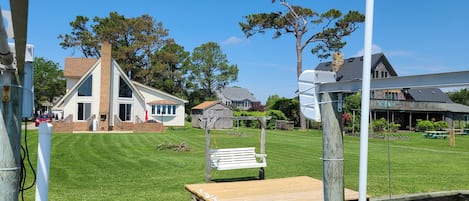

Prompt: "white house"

[52,41,187,132]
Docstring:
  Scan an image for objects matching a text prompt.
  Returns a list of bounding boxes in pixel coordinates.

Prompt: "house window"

[78,76,92,96]
[77,103,91,120]
[151,104,177,116]
[119,104,132,121]
[119,76,132,98]
[384,72,388,78]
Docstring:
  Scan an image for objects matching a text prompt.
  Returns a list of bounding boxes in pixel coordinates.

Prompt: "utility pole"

[0,1,31,200]
[320,51,345,201]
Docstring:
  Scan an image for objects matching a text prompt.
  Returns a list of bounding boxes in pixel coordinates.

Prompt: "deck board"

[185,176,362,201]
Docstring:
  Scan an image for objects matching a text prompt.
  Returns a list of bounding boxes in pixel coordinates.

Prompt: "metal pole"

[35,123,53,201]
[359,0,375,200]
[0,73,23,201]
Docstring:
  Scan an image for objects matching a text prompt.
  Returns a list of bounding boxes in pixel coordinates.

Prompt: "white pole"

[35,123,53,201]
[359,0,375,200]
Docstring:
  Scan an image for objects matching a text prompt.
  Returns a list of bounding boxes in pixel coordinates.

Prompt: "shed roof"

[408,88,453,103]
[192,101,221,110]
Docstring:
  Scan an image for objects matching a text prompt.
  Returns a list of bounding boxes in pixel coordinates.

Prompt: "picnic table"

[185,176,363,201]
[423,131,448,139]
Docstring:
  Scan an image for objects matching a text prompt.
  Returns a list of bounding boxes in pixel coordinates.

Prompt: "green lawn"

[20,127,469,200]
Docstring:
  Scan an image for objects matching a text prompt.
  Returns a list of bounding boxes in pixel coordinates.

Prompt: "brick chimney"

[99,41,112,130]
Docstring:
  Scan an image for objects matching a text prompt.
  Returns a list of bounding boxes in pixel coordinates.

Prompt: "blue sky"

[2,0,469,104]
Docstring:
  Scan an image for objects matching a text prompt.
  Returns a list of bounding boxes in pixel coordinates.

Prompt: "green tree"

[448,88,469,106]
[58,12,173,83]
[145,43,191,97]
[265,94,282,110]
[270,97,300,127]
[239,0,364,129]
[33,57,66,114]
[186,42,239,98]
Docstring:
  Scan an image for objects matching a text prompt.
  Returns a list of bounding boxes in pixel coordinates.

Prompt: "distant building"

[191,101,233,129]
[216,86,261,110]
[315,53,469,130]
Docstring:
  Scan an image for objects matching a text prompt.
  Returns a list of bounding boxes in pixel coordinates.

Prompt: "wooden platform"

[185,176,361,201]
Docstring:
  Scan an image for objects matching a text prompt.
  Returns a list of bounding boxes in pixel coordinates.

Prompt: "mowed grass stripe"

[19,127,469,200]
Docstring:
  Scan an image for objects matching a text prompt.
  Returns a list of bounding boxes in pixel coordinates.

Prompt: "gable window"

[151,104,176,116]
[78,76,92,96]
[119,76,132,98]
[77,103,91,120]
[119,104,132,121]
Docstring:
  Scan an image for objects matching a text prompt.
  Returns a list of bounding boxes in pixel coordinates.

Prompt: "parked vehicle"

[35,115,50,127]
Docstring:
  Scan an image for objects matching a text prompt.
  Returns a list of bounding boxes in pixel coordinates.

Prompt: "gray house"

[191,101,233,129]
[315,53,469,130]
[216,87,261,110]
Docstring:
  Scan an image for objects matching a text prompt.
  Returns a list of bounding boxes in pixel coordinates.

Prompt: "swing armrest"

[255,154,267,158]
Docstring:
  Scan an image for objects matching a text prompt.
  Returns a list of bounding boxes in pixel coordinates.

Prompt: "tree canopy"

[186,42,239,99]
[447,88,469,106]
[33,57,66,114]
[240,0,364,129]
[58,12,173,82]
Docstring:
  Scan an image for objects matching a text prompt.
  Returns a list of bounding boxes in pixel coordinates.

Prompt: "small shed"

[192,101,233,129]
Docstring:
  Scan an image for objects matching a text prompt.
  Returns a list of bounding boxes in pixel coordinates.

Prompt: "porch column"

[409,112,412,131]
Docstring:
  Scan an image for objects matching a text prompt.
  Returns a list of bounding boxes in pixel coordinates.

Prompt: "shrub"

[433,120,448,131]
[416,119,434,131]
[372,118,387,132]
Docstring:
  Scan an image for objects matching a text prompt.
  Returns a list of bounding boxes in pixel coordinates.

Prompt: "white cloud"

[353,44,414,58]
[220,36,247,46]
[353,44,383,57]
[385,50,414,57]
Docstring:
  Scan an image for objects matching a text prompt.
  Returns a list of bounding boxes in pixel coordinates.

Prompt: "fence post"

[35,123,53,201]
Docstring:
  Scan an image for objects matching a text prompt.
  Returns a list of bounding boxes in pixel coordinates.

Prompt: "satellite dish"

[298,70,336,122]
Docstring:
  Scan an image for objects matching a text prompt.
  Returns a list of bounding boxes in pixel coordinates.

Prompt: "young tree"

[239,0,364,129]
[186,42,239,98]
[58,12,173,83]
[33,57,66,114]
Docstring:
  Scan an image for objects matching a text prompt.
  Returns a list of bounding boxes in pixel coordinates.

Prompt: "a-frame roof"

[53,58,146,109]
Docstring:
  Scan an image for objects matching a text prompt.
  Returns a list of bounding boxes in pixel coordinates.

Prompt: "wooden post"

[258,116,266,156]
[258,116,267,180]
[449,129,455,147]
[205,123,211,183]
[320,92,344,201]
[203,116,218,182]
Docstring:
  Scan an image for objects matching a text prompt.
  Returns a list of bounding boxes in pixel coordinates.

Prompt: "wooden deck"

[185,176,362,201]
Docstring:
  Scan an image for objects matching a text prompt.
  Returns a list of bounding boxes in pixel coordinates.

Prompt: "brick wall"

[51,121,166,133]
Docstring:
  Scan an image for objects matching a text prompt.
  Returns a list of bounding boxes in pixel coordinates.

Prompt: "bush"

[433,120,448,131]
[416,119,434,131]
[371,118,401,133]
[372,118,387,132]
[415,119,448,131]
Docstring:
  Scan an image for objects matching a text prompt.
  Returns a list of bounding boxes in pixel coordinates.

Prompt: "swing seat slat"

[210,147,266,171]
